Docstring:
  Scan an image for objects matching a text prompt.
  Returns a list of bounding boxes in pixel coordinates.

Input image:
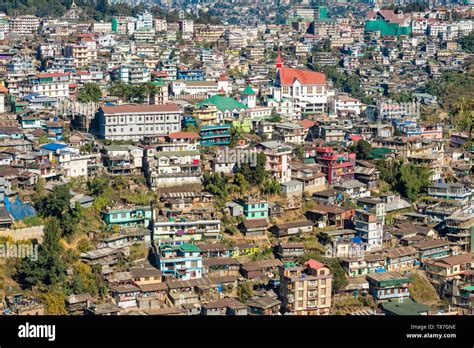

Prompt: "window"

[307,86,313,94]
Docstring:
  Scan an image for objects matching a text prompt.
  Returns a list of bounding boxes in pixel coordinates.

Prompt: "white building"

[96,104,182,141]
[19,72,69,100]
[9,15,40,35]
[143,132,201,189]
[257,141,293,183]
[334,95,362,116]
[178,20,194,35]
[355,210,383,252]
[272,52,328,119]
[135,11,153,31]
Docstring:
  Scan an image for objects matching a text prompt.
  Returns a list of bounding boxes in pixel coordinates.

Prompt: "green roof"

[241,85,256,95]
[160,243,201,252]
[196,95,248,113]
[381,299,432,315]
[179,243,201,252]
[462,285,474,291]
[369,147,394,159]
[365,19,412,36]
[151,81,166,86]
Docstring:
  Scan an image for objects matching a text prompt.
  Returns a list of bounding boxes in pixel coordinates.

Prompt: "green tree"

[451,96,473,145]
[294,144,305,162]
[69,261,99,296]
[261,178,281,195]
[236,152,267,187]
[395,163,431,202]
[61,202,84,237]
[202,171,230,205]
[233,173,250,194]
[269,108,282,123]
[298,252,349,292]
[35,184,72,218]
[237,282,254,303]
[77,83,102,103]
[87,175,110,196]
[41,286,67,315]
[16,218,66,288]
[458,32,474,54]
[33,177,46,201]
[355,139,372,160]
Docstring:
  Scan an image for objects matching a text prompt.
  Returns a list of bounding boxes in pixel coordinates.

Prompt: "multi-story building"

[155,243,203,280]
[273,123,306,145]
[113,62,149,85]
[239,198,269,220]
[148,81,168,105]
[102,145,143,175]
[272,52,328,118]
[257,141,292,183]
[19,73,70,100]
[425,253,473,298]
[427,183,472,205]
[315,147,356,185]
[152,213,221,241]
[367,272,412,301]
[153,18,167,32]
[355,209,383,252]
[357,197,386,224]
[102,206,153,230]
[444,208,474,253]
[9,15,40,35]
[135,10,153,31]
[96,104,182,141]
[333,95,362,116]
[178,20,194,35]
[143,131,201,188]
[385,246,418,272]
[64,41,97,68]
[199,124,231,146]
[279,260,333,315]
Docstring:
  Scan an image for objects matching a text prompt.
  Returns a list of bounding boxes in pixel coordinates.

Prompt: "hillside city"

[0,0,472,317]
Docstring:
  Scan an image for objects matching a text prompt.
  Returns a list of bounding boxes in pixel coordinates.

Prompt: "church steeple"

[276,48,283,69]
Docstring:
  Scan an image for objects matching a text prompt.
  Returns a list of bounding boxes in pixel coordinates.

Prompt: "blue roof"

[350,237,363,244]
[40,142,68,151]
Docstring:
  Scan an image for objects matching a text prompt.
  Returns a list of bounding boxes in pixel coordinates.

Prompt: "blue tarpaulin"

[4,195,37,220]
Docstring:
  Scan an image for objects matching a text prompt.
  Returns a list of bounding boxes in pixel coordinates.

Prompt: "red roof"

[168,131,200,139]
[278,67,326,86]
[349,134,362,142]
[218,74,228,81]
[101,103,181,114]
[152,71,169,77]
[0,85,8,93]
[305,259,326,270]
[298,119,315,129]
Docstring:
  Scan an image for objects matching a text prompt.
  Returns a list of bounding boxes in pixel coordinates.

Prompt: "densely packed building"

[0,0,472,318]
